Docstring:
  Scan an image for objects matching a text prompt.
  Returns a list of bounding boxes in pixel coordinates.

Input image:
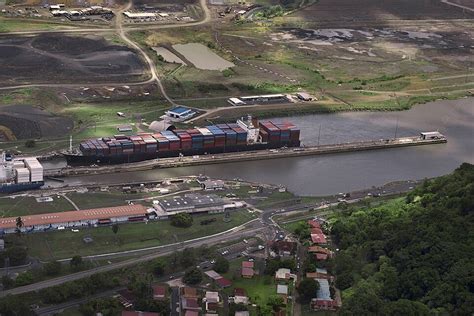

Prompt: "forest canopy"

[330,163,474,315]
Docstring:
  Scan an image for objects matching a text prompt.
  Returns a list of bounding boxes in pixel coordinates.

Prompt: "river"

[43,98,474,196]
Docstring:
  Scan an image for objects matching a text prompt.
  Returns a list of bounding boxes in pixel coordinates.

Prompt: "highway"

[0,219,266,297]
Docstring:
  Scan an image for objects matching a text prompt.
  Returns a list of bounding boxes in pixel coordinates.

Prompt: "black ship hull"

[64,141,300,165]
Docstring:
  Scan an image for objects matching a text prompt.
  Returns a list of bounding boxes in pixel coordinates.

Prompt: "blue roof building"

[165,106,196,121]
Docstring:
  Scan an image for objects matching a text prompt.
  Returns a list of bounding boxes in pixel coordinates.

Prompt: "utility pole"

[69,135,73,152]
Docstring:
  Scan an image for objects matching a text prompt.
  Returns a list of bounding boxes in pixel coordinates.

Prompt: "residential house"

[308,246,332,255]
[235,312,250,316]
[152,285,167,300]
[182,287,199,299]
[310,299,339,311]
[310,233,327,245]
[241,261,255,279]
[315,278,331,300]
[233,288,249,305]
[275,268,291,281]
[184,311,199,316]
[270,240,297,258]
[276,284,289,303]
[315,253,328,261]
[204,291,220,313]
[215,277,232,288]
[307,219,321,229]
[205,270,232,288]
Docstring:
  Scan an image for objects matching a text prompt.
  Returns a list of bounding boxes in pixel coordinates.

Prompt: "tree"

[43,261,62,276]
[267,295,285,312]
[1,275,14,290]
[213,256,229,273]
[183,267,202,285]
[112,223,119,235]
[25,140,36,148]
[179,248,196,267]
[79,297,122,316]
[15,271,35,286]
[229,302,248,315]
[171,213,193,228]
[152,260,165,277]
[6,246,28,266]
[70,255,83,270]
[297,278,319,303]
[15,216,23,235]
[382,299,430,316]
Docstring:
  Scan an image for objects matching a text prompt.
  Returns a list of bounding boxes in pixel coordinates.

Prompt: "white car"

[71,229,79,233]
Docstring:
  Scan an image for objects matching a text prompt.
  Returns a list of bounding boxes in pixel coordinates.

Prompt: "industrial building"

[0,204,148,234]
[123,11,158,19]
[197,178,225,191]
[152,193,245,218]
[228,94,289,106]
[164,106,196,121]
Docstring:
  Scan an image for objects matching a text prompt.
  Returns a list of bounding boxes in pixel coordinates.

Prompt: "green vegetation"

[213,256,230,273]
[297,278,320,303]
[6,210,256,260]
[330,163,474,315]
[0,18,70,33]
[0,195,73,217]
[171,212,193,228]
[183,267,203,284]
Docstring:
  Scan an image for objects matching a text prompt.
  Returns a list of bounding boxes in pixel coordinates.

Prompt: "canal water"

[43,98,474,196]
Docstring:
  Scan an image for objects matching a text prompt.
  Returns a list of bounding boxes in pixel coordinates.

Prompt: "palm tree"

[15,217,24,236]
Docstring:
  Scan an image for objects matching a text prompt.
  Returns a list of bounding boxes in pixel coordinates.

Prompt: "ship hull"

[0,182,44,194]
[64,141,300,165]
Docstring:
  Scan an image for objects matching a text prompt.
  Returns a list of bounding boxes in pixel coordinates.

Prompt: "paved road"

[0,220,263,297]
[35,289,120,316]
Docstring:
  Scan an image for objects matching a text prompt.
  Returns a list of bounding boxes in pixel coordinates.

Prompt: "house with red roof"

[152,285,167,300]
[241,261,255,279]
[311,233,327,245]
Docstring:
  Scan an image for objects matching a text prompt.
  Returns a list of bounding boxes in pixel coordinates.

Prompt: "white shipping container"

[13,161,25,168]
[197,128,212,136]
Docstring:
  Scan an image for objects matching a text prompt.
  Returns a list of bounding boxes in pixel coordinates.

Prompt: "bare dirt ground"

[286,0,474,27]
[0,105,73,139]
[0,34,147,87]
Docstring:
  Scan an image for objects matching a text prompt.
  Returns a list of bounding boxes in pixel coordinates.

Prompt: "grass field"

[0,18,73,32]
[0,195,73,217]
[7,209,257,260]
[223,258,277,309]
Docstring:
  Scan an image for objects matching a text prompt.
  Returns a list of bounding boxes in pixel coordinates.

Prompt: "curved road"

[0,0,212,106]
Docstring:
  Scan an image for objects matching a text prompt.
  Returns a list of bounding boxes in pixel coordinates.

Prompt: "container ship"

[64,118,301,165]
[0,153,44,193]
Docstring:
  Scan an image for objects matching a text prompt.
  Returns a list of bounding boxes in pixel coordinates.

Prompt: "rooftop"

[215,277,232,288]
[241,267,254,277]
[277,284,289,295]
[275,268,291,280]
[316,278,331,300]
[168,106,193,115]
[204,270,222,280]
[311,233,327,244]
[242,261,254,268]
[0,205,147,229]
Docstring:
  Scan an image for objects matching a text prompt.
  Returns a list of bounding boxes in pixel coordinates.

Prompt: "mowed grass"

[10,210,257,260]
[0,195,73,217]
[0,18,67,32]
[223,259,278,311]
[61,101,169,140]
